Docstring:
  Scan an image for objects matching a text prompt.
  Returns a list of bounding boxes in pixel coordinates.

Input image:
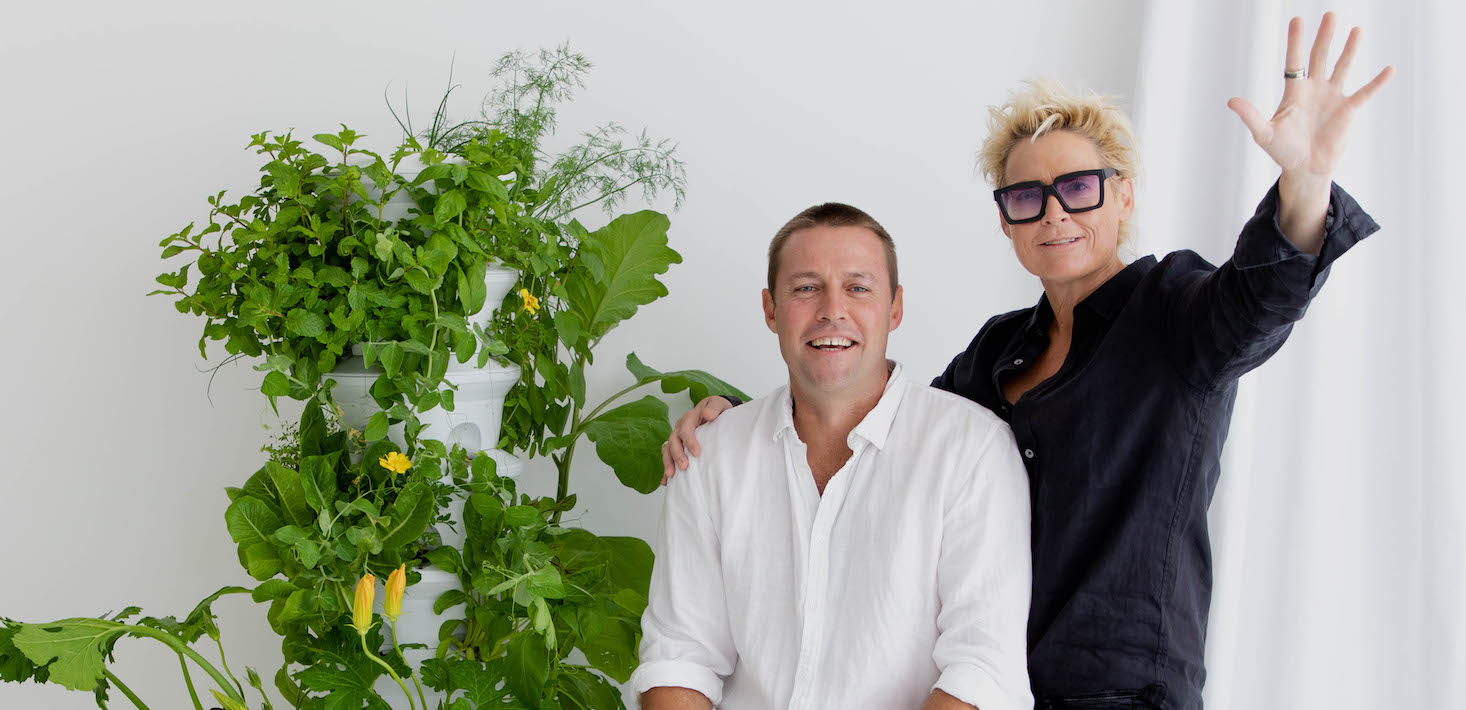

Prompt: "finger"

[1284,16,1307,76]
[668,431,689,470]
[1227,97,1272,144]
[1308,12,1337,79]
[684,424,701,459]
[1346,65,1395,109]
[662,443,674,482]
[1331,26,1361,85]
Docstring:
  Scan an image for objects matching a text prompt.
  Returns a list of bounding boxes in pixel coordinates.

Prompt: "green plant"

[5,46,739,710]
[151,124,528,447]
[0,590,257,710]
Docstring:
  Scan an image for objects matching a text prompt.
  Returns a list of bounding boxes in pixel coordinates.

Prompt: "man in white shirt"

[632,203,1033,710]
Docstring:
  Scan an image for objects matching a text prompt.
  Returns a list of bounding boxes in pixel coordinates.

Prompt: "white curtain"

[1130,1,1465,707]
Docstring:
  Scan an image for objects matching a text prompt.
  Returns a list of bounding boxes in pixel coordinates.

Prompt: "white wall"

[0,1,1145,707]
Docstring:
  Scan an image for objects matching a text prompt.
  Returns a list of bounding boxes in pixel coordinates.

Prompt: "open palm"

[1227,13,1394,181]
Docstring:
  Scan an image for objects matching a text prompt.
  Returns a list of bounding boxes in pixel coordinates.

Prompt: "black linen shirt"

[931,183,1379,710]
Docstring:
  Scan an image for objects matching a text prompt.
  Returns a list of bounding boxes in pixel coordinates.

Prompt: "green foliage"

[422,458,652,708]
[153,122,526,447]
[3,45,744,710]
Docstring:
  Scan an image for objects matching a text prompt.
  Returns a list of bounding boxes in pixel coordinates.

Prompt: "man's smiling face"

[763,224,903,398]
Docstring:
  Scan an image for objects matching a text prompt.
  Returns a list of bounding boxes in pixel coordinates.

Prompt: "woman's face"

[998,130,1133,289]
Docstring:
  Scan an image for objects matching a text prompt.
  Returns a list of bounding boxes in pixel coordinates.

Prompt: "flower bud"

[211,690,248,710]
[384,564,406,623]
[350,573,376,636]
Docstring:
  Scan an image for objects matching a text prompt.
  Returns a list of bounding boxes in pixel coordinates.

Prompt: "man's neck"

[789,365,890,491]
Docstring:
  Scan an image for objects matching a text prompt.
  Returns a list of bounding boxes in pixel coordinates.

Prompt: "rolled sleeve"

[934,663,1012,710]
[631,458,735,705]
[630,659,724,704]
[931,424,1035,710]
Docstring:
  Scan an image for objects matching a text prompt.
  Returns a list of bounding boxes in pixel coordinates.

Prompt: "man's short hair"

[767,203,899,298]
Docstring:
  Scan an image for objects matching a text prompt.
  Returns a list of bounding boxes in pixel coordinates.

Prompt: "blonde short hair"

[978,79,1140,243]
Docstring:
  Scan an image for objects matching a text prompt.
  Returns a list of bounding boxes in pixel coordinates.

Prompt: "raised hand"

[1227,12,1394,184]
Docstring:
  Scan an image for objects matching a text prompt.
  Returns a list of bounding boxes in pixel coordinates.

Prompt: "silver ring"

[1284,68,1306,79]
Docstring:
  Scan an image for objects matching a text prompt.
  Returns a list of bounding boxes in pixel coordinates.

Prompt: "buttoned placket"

[780,434,870,710]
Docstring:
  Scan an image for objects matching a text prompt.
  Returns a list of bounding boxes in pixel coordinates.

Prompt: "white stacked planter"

[324,153,528,704]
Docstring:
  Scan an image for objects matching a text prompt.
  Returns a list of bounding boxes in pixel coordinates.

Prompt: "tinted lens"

[1053,173,1102,209]
[999,185,1044,220]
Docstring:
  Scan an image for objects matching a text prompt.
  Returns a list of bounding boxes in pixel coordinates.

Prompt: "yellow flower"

[379,451,411,475]
[384,564,407,622]
[519,288,541,314]
[349,573,375,636]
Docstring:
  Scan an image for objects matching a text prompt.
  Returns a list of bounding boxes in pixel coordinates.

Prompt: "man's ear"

[889,285,903,331]
[763,289,777,332]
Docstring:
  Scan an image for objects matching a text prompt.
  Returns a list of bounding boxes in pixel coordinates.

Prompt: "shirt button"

[1024,448,1035,459]
[1013,358,1024,365]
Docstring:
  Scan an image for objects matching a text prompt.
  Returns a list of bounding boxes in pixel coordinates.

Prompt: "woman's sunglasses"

[993,168,1119,224]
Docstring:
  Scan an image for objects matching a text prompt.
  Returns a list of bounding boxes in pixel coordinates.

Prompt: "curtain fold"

[1131,1,1464,707]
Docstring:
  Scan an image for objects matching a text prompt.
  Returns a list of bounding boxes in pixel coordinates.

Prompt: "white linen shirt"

[631,364,1033,710]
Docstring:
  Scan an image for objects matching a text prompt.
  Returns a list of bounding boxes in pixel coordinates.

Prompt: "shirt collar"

[773,361,908,451]
[1025,255,1157,327]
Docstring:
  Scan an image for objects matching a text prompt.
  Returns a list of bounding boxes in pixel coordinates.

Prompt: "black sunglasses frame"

[993,167,1120,224]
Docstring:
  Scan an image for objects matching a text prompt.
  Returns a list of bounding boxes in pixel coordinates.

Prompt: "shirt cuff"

[932,663,1023,710]
[630,660,724,706]
[1232,180,1381,289]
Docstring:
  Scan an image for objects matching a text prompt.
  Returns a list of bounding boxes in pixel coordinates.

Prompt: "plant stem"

[177,654,204,710]
[124,626,245,704]
[358,633,418,710]
[103,669,151,710]
[389,619,430,710]
[213,636,247,697]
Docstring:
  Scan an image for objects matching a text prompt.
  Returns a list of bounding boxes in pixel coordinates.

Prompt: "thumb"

[1227,97,1271,144]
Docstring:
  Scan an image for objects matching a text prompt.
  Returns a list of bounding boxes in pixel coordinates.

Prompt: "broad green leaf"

[554,311,583,349]
[313,133,344,151]
[505,633,550,703]
[266,463,313,529]
[285,309,326,338]
[379,483,434,550]
[294,539,322,568]
[432,589,469,615]
[274,666,308,709]
[625,352,750,403]
[364,411,389,441]
[299,401,327,456]
[299,453,338,513]
[575,612,641,683]
[379,342,404,378]
[251,580,299,603]
[295,631,391,710]
[10,618,128,691]
[405,267,437,294]
[261,371,290,397]
[424,547,461,577]
[433,190,467,223]
[245,542,284,580]
[225,496,284,546]
[526,566,565,599]
[465,168,509,201]
[557,665,624,707]
[273,525,310,546]
[565,211,681,341]
[503,505,540,528]
[601,536,655,597]
[581,395,672,494]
